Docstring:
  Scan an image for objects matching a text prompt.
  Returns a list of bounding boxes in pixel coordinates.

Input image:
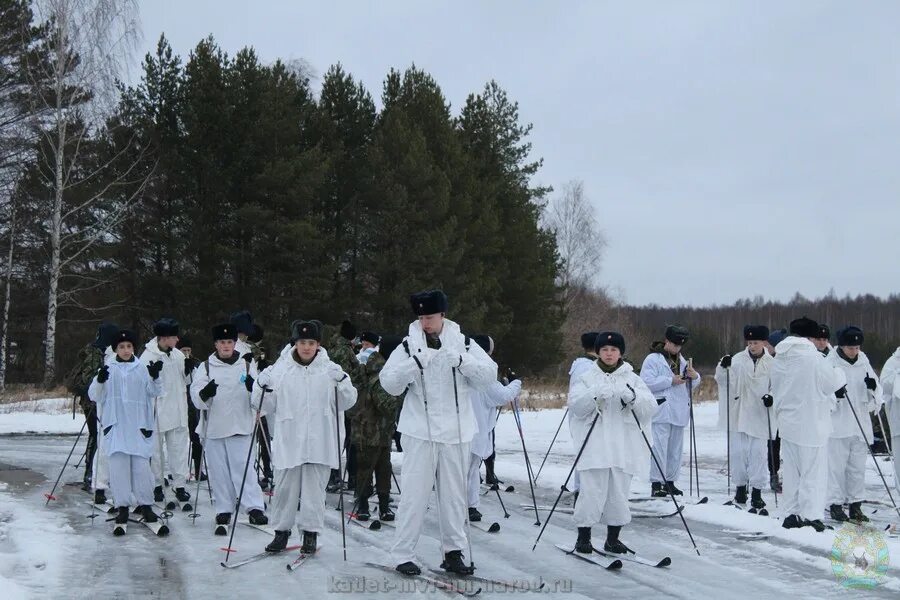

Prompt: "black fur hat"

[340,320,357,341]
[176,336,192,349]
[360,331,380,346]
[595,331,625,354]
[378,335,403,360]
[789,316,819,338]
[410,290,449,316]
[229,310,253,335]
[580,332,599,351]
[113,329,138,349]
[212,323,238,341]
[93,322,120,350]
[743,325,770,341]
[837,326,864,347]
[290,320,321,343]
[665,325,690,345]
[472,334,493,355]
[153,318,180,337]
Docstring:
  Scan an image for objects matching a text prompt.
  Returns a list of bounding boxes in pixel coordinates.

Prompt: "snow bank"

[0,398,84,435]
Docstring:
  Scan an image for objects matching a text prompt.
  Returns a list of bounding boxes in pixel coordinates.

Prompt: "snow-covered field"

[1,397,899,598]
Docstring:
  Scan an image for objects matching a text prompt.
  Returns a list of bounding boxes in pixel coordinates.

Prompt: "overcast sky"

[136,1,900,307]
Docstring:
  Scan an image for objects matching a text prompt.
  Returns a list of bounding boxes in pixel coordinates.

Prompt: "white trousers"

[731,432,769,490]
[827,436,867,506]
[894,436,900,495]
[781,440,827,521]
[151,426,189,487]
[93,425,110,490]
[574,467,632,527]
[390,436,470,565]
[270,463,330,534]
[467,453,481,509]
[650,422,685,483]
[109,452,154,508]
[205,435,265,515]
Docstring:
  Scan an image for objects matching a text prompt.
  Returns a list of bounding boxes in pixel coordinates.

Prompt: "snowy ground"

[1,398,899,598]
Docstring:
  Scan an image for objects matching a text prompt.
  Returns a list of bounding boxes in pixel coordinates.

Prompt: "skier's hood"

[142,337,185,361]
[772,336,817,365]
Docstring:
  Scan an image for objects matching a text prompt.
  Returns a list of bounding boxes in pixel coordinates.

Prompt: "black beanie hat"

[789,316,819,338]
[410,290,449,316]
[212,323,238,341]
[229,310,253,335]
[290,320,321,344]
[665,325,690,345]
[378,335,403,360]
[472,334,493,355]
[113,329,138,349]
[743,325,770,341]
[580,332,599,351]
[153,318,180,337]
[595,331,625,354]
[340,320,357,341]
[837,326,864,347]
[360,331,380,346]
[93,322,120,350]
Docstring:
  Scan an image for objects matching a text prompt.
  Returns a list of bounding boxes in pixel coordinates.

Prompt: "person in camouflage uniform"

[325,320,364,492]
[69,323,119,492]
[351,335,404,521]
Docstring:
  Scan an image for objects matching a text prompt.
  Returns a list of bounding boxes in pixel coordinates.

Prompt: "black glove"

[505,368,519,383]
[719,354,732,369]
[140,428,152,438]
[97,365,110,384]
[835,385,847,399]
[762,394,773,408]
[184,360,194,376]
[242,352,253,364]
[257,357,270,372]
[199,380,218,401]
[244,374,254,393]
[865,373,877,391]
[147,360,164,380]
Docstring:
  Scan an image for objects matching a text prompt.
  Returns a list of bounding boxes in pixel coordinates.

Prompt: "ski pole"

[726,366,731,497]
[629,397,701,555]
[45,419,88,505]
[222,388,265,563]
[535,407,568,484]
[845,391,900,520]
[493,474,510,519]
[531,411,600,551]
[511,396,541,525]
[764,402,778,508]
[190,405,211,524]
[452,368,476,572]
[687,360,700,496]
[335,385,348,561]
[391,469,402,495]
[74,446,87,470]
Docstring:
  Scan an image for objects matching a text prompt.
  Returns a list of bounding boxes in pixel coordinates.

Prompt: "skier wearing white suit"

[770,317,846,531]
[379,290,497,577]
[715,325,777,510]
[190,323,268,531]
[567,332,600,495]
[569,331,657,554]
[825,327,882,522]
[880,347,900,495]
[253,320,357,555]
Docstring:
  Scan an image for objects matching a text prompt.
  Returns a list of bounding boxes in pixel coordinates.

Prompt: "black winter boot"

[468,507,482,522]
[355,496,370,521]
[94,489,107,505]
[248,509,268,525]
[651,482,667,498]
[115,506,130,524]
[782,514,803,529]
[604,525,632,554]
[750,488,766,510]
[575,527,592,554]
[665,481,683,496]
[849,502,869,522]
[153,485,164,503]
[265,530,290,552]
[441,550,475,575]
[139,505,159,523]
[301,530,318,554]
[175,487,190,502]
[396,561,421,576]
[734,485,748,505]
[830,504,849,522]
[378,494,395,521]
[804,519,827,533]
[216,512,232,525]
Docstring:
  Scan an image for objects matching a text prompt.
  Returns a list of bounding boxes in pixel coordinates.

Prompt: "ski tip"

[698,496,709,504]
[157,525,170,536]
[182,504,192,512]
[607,559,623,570]
[370,520,382,530]
[487,523,500,533]
[505,486,515,492]
[657,557,672,567]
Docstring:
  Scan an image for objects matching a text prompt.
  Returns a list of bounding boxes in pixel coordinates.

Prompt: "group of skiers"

[69,296,900,574]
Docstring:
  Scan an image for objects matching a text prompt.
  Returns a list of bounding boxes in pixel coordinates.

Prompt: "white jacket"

[379,319,497,445]
[826,349,883,440]
[715,348,776,440]
[640,350,700,427]
[770,336,846,447]
[471,379,522,459]
[190,352,258,440]
[568,361,658,474]
[89,359,161,458]
[882,348,900,437]
[139,338,188,432]
[253,348,356,470]
[568,356,596,396]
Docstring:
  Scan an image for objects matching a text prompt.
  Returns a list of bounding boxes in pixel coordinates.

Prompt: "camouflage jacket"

[72,344,105,411]
[350,352,403,447]
[325,333,365,391]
